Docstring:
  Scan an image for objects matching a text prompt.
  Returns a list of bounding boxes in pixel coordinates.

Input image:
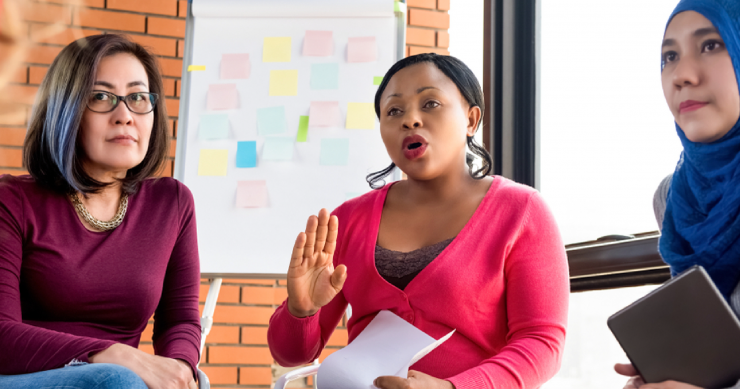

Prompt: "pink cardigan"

[267,177,569,389]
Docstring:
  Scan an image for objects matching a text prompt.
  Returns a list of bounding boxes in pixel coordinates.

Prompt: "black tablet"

[607,266,740,389]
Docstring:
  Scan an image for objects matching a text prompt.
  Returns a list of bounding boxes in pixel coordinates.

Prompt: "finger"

[330,264,347,292]
[189,379,198,389]
[314,209,330,255]
[323,215,339,255]
[374,376,407,389]
[615,363,638,377]
[290,232,307,269]
[303,215,318,264]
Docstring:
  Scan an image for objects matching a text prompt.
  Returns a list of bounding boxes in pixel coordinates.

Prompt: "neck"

[402,164,480,204]
[76,164,127,221]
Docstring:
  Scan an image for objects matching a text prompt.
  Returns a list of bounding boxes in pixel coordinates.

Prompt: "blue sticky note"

[310,63,339,90]
[199,114,229,140]
[236,141,257,168]
[263,137,294,161]
[257,106,287,135]
[320,138,349,166]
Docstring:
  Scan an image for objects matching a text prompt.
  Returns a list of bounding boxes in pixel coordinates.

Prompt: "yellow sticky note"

[188,65,206,71]
[346,103,376,130]
[269,70,298,96]
[198,149,228,176]
[263,37,292,62]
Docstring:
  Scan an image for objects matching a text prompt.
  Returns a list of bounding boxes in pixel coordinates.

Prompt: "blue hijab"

[660,0,740,299]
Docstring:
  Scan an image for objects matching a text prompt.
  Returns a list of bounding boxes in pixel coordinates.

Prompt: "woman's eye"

[93,93,109,101]
[662,51,677,64]
[424,101,440,109]
[131,93,144,101]
[703,40,724,52]
[387,107,401,116]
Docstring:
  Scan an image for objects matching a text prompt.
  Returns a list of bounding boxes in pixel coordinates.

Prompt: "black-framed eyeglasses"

[87,90,158,114]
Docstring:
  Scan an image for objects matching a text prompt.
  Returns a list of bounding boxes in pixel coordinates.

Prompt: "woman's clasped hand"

[90,344,197,389]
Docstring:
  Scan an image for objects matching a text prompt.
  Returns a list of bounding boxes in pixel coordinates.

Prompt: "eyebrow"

[385,86,440,100]
[662,27,721,48]
[93,81,148,88]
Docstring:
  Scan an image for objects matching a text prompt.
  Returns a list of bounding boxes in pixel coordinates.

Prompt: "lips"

[108,135,137,144]
[402,134,428,160]
[679,100,708,114]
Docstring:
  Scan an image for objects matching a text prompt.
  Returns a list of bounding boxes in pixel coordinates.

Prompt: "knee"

[85,364,147,389]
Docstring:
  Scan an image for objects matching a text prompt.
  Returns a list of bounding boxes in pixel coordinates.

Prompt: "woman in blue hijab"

[617,0,740,388]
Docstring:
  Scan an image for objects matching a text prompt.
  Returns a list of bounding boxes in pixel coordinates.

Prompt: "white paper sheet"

[192,0,393,18]
[316,310,455,389]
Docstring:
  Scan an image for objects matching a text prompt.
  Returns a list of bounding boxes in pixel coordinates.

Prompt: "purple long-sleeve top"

[0,175,201,375]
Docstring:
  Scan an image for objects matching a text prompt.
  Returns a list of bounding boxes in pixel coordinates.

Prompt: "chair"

[274,363,320,389]
[197,368,210,389]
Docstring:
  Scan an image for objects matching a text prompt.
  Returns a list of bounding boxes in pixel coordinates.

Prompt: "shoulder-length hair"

[24,34,169,195]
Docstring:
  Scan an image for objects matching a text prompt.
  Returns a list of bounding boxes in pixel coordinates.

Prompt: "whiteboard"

[175,0,406,276]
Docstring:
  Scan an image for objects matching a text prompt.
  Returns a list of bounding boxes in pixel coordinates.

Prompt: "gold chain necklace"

[70,192,129,231]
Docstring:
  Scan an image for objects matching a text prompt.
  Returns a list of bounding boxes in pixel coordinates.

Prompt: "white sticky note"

[236,180,267,208]
[207,84,238,111]
[221,53,250,79]
[303,30,333,56]
[309,101,341,127]
[263,137,294,161]
[347,36,377,63]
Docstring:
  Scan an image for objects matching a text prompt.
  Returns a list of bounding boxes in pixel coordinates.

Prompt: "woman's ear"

[467,105,482,137]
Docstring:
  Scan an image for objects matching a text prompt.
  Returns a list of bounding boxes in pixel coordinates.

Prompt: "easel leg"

[199,277,223,366]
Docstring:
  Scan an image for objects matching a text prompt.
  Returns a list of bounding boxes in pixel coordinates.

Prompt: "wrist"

[287,299,318,318]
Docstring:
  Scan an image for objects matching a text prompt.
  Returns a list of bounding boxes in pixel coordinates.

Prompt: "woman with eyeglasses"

[0,34,200,389]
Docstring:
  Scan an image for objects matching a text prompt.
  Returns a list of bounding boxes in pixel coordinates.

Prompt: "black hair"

[366,53,492,189]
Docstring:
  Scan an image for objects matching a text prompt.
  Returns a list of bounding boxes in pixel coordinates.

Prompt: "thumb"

[330,264,347,292]
[614,363,638,377]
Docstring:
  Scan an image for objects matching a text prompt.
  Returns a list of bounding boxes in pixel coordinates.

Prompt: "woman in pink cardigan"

[267,53,569,389]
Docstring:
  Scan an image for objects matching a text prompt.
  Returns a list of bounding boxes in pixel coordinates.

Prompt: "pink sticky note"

[309,101,341,127]
[236,180,267,208]
[347,36,377,63]
[207,84,238,111]
[221,53,250,79]
[303,30,333,56]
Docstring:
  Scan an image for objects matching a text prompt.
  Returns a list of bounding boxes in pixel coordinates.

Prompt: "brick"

[437,30,449,48]
[130,35,178,57]
[240,326,268,345]
[274,287,288,305]
[0,104,27,126]
[162,78,176,97]
[200,284,239,303]
[437,0,450,11]
[147,17,186,38]
[239,367,272,385]
[140,323,154,342]
[74,9,146,33]
[177,40,185,58]
[406,27,435,47]
[165,98,179,118]
[29,66,48,85]
[319,347,338,363]
[30,26,99,46]
[21,2,72,25]
[0,127,27,146]
[212,305,274,325]
[175,80,180,97]
[327,328,347,347]
[407,0,436,9]
[0,168,28,176]
[225,279,276,286]
[4,85,39,106]
[9,67,27,84]
[108,0,177,17]
[159,160,173,177]
[27,45,63,65]
[169,139,177,158]
[199,366,237,385]
[408,46,450,56]
[169,119,176,137]
[409,9,449,29]
[46,0,105,7]
[241,286,274,306]
[205,325,240,344]
[138,343,155,355]
[178,1,188,17]
[159,57,183,78]
[207,346,273,364]
[277,279,288,286]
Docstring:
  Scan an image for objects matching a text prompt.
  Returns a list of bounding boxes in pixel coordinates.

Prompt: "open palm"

[287,208,347,317]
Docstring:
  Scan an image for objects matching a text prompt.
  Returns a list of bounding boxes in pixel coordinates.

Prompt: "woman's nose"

[402,110,422,129]
[672,54,701,89]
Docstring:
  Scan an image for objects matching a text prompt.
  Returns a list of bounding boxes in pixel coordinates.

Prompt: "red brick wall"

[0,1,450,387]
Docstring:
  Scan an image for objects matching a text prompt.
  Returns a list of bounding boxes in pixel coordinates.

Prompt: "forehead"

[665,10,716,39]
[95,53,148,82]
[381,62,459,98]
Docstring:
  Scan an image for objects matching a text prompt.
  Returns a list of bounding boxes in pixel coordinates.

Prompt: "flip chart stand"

[199,277,222,363]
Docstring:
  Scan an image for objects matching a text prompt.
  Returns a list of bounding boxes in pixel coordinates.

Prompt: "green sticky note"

[199,114,229,140]
[373,76,383,86]
[296,116,309,142]
[346,102,376,130]
[394,1,401,12]
[311,63,339,90]
[198,149,228,176]
[257,106,287,136]
[263,37,291,62]
[263,138,294,161]
[269,70,298,96]
[320,138,350,166]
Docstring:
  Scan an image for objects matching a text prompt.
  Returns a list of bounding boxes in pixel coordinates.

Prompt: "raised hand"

[287,208,347,318]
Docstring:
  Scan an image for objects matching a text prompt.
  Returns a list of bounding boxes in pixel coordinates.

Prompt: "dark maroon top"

[0,175,201,375]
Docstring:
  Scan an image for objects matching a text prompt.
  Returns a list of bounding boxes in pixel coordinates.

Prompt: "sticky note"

[188,65,206,71]
[221,53,250,79]
[296,116,309,142]
[310,63,339,90]
[263,138,294,161]
[347,36,377,63]
[237,180,267,208]
[309,101,341,127]
[236,141,257,168]
[207,84,238,111]
[373,76,383,86]
[346,102,376,129]
[199,114,229,140]
[198,149,228,176]
[303,30,333,56]
[320,138,350,166]
[269,70,298,96]
[256,106,287,135]
[263,37,291,62]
